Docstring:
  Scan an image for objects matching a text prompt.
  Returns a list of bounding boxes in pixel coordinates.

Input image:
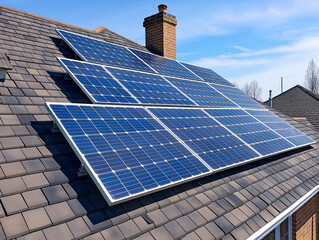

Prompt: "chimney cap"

[158,4,167,13]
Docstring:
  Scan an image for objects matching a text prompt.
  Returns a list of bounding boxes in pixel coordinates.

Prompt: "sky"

[3,0,319,101]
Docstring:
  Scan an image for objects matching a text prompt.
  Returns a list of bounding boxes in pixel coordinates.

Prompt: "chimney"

[143,4,177,60]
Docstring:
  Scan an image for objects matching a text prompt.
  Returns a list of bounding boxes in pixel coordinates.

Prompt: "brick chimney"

[143,4,177,60]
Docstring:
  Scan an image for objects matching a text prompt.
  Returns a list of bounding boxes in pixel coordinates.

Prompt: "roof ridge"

[296,84,319,102]
[0,4,145,49]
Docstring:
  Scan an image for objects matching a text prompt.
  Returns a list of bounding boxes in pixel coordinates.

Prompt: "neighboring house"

[0,4,318,240]
[266,85,319,131]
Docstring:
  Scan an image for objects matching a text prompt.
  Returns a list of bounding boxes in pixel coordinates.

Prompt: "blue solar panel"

[204,109,295,155]
[247,110,315,147]
[165,77,237,107]
[57,29,154,73]
[180,62,233,86]
[129,48,202,80]
[212,84,265,109]
[58,58,138,104]
[150,108,260,170]
[105,66,195,106]
[46,103,210,205]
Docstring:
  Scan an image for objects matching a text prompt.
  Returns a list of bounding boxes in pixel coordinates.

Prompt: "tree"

[305,59,319,94]
[241,80,262,100]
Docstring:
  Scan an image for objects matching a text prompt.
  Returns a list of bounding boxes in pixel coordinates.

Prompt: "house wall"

[292,192,318,240]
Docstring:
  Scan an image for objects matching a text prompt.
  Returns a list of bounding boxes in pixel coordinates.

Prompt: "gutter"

[247,185,319,240]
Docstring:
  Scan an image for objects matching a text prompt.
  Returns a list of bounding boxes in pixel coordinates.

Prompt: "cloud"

[190,34,319,101]
[231,46,251,52]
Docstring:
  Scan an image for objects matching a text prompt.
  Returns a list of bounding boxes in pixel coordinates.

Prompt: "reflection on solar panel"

[105,67,196,106]
[56,29,154,73]
[129,48,202,80]
[247,110,315,146]
[46,103,210,205]
[212,84,265,109]
[150,108,260,169]
[180,62,233,86]
[165,77,237,107]
[58,58,138,104]
[204,109,295,155]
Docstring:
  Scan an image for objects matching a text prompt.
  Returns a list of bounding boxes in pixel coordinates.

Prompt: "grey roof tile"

[62,183,78,199]
[214,216,235,234]
[22,173,49,190]
[224,212,241,228]
[195,226,214,240]
[20,135,43,147]
[83,232,104,240]
[133,216,155,233]
[161,204,182,220]
[135,232,156,240]
[0,126,15,137]
[0,177,27,196]
[22,208,52,231]
[1,148,26,162]
[67,199,87,217]
[0,213,29,239]
[100,226,125,240]
[22,189,48,209]
[175,215,197,233]
[195,192,211,205]
[16,231,46,240]
[197,206,217,222]
[44,170,68,185]
[208,202,226,217]
[43,223,74,240]
[41,157,60,171]
[104,205,129,225]
[246,219,260,232]
[174,199,194,215]
[150,226,174,240]
[1,193,28,215]
[118,219,141,239]
[42,185,69,204]
[66,217,91,239]
[183,232,201,240]
[1,161,26,177]
[188,211,207,227]
[205,221,224,239]
[21,159,45,174]
[45,202,75,225]
[186,195,203,209]
[0,202,5,218]
[21,147,42,159]
[0,136,24,149]
[83,211,112,232]
[164,220,186,239]
[147,209,168,227]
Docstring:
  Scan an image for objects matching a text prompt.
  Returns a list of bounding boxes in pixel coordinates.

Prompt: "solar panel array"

[50,29,315,205]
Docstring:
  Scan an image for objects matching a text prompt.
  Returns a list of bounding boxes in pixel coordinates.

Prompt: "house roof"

[0,5,318,240]
[265,85,319,131]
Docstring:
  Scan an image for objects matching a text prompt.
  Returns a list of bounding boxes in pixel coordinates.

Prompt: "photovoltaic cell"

[59,58,137,104]
[165,77,237,107]
[247,110,315,146]
[150,108,260,170]
[46,103,210,205]
[57,29,154,73]
[212,84,265,109]
[204,109,295,155]
[129,48,202,80]
[180,62,233,86]
[105,66,195,106]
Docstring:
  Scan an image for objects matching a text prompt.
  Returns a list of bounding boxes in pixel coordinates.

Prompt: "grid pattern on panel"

[180,62,233,86]
[165,77,237,107]
[57,30,154,72]
[47,103,210,203]
[212,84,265,109]
[105,67,195,106]
[129,48,201,80]
[247,110,315,146]
[204,109,294,155]
[150,108,259,170]
[59,58,137,104]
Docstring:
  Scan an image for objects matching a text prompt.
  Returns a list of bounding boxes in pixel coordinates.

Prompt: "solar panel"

[165,77,237,107]
[180,62,233,86]
[212,84,265,109]
[150,108,260,170]
[129,48,202,80]
[204,109,295,155]
[104,66,196,106]
[247,110,315,147]
[56,29,154,73]
[58,58,138,104]
[46,103,210,205]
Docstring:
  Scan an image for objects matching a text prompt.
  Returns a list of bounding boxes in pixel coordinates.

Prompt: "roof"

[265,85,319,130]
[0,5,318,240]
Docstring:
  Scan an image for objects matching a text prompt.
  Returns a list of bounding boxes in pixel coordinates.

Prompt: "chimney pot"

[158,4,167,13]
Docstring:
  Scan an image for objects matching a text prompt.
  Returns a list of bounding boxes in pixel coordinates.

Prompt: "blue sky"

[3,0,319,100]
